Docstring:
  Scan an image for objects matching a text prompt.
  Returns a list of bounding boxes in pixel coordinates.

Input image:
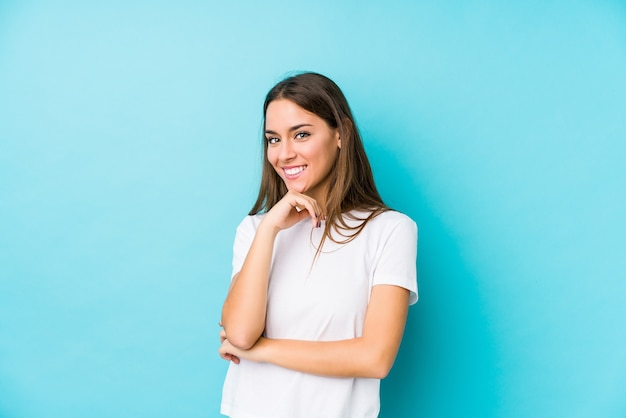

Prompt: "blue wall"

[1,1,625,417]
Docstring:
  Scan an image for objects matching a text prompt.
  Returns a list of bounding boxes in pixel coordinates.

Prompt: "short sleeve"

[371,213,418,305]
[231,215,260,280]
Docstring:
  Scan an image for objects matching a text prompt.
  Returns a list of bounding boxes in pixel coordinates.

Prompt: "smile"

[283,165,307,177]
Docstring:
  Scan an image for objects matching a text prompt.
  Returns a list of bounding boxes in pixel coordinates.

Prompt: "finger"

[219,349,230,361]
[218,343,241,363]
[219,345,233,359]
[292,199,314,217]
[291,196,320,228]
[224,353,240,363]
[305,196,323,224]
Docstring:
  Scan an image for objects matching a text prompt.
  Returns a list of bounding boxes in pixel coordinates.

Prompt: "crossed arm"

[220,191,411,379]
[220,284,409,379]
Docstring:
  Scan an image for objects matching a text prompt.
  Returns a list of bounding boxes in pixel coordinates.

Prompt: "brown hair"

[249,72,388,250]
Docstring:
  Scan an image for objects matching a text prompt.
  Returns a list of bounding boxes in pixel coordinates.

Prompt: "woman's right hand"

[220,191,320,349]
[261,191,323,232]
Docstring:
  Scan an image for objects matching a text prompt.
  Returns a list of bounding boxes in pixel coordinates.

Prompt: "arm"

[220,224,278,349]
[220,284,410,379]
[221,191,323,350]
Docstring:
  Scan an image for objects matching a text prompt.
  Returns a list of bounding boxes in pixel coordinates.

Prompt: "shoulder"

[235,214,265,235]
[368,210,417,232]
[346,209,417,245]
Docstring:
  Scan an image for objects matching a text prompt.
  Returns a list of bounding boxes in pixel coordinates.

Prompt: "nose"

[279,139,296,161]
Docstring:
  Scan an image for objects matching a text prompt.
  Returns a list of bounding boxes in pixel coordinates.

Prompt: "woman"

[219,72,418,418]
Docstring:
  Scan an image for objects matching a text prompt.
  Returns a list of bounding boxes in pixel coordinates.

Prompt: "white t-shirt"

[221,210,418,418]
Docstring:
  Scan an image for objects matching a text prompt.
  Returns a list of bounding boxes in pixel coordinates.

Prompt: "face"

[265,99,341,205]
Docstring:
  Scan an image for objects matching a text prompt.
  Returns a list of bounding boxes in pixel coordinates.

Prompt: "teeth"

[285,166,306,175]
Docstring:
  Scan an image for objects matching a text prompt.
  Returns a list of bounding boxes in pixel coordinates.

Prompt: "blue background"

[1,1,625,417]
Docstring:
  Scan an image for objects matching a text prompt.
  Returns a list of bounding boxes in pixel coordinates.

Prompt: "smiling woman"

[264,99,341,205]
[218,72,418,418]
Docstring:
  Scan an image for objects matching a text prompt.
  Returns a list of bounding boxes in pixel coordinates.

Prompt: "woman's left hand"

[219,337,267,364]
[219,339,242,364]
[219,326,240,364]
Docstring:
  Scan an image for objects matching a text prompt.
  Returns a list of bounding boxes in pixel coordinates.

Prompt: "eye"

[295,132,310,140]
[266,136,280,145]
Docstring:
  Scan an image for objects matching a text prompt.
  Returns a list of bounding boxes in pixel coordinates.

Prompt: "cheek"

[266,148,277,166]
[318,146,339,167]
[266,149,283,174]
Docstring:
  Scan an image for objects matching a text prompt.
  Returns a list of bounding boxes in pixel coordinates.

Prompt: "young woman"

[219,72,418,418]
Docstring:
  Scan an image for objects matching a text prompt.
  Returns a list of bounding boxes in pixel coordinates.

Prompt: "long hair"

[249,72,388,251]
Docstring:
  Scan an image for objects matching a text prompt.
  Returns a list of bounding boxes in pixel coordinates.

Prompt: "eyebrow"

[265,124,313,135]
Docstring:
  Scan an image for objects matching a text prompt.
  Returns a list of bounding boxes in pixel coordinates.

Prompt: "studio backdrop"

[1,1,625,417]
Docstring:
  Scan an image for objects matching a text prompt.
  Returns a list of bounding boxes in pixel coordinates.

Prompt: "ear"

[338,118,352,149]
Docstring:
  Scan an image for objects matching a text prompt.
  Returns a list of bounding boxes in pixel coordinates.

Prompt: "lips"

[283,165,307,178]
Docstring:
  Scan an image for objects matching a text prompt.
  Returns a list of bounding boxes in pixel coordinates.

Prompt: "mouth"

[283,165,307,178]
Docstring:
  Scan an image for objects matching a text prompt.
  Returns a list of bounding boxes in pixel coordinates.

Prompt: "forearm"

[221,222,278,349]
[253,337,396,379]
[222,286,411,378]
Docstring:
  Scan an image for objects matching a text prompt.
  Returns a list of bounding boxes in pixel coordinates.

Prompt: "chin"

[286,184,307,194]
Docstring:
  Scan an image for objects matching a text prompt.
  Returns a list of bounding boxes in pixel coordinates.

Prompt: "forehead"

[265,99,320,128]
